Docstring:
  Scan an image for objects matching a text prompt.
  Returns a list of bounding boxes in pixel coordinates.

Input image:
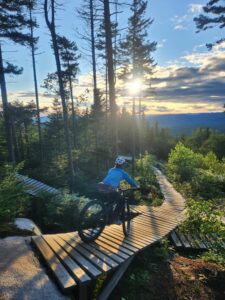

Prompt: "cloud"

[171,3,203,31]
[189,4,203,14]
[8,42,225,115]
[171,15,189,31]
[157,39,167,49]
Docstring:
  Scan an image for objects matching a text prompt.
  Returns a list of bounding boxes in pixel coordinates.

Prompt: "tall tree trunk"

[68,75,76,147]
[103,0,118,156]
[132,97,135,176]
[0,43,15,163]
[44,0,75,191]
[90,0,98,109]
[29,6,44,168]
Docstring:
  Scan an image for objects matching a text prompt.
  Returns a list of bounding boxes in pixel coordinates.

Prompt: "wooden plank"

[80,243,119,268]
[58,234,112,272]
[170,231,182,247]
[100,232,139,252]
[32,236,76,290]
[103,226,148,248]
[96,235,134,256]
[92,238,129,260]
[175,232,191,248]
[140,215,177,226]
[43,235,91,283]
[134,215,177,230]
[103,228,144,249]
[64,232,123,265]
[132,221,173,238]
[53,236,102,277]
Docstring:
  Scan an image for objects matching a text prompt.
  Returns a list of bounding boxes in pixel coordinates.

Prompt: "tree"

[103,0,118,155]
[57,35,80,146]
[28,0,44,168]
[0,0,37,163]
[44,0,75,191]
[194,0,225,49]
[77,0,100,115]
[118,0,156,170]
[119,0,156,84]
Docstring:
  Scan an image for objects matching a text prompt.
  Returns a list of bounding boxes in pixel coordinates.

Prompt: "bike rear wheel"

[122,200,131,236]
[78,200,106,243]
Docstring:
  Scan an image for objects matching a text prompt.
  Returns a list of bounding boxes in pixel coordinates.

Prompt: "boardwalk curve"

[32,168,186,295]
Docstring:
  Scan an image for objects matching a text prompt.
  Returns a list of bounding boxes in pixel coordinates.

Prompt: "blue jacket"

[103,167,137,189]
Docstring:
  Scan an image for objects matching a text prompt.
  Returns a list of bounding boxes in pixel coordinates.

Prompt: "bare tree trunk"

[0,43,15,163]
[29,6,44,168]
[44,0,75,191]
[103,0,118,156]
[90,0,99,109]
[132,97,135,176]
[68,75,76,147]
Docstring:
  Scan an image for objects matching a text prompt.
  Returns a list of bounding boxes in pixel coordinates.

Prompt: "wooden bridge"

[31,168,186,299]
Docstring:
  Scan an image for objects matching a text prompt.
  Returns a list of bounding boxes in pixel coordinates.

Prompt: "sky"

[1,0,225,114]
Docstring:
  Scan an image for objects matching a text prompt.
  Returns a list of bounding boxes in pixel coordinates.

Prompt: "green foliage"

[184,128,225,159]
[0,163,30,223]
[31,190,89,232]
[167,143,225,199]
[181,199,225,263]
[191,169,225,199]
[134,152,164,205]
[167,142,225,263]
[167,142,204,182]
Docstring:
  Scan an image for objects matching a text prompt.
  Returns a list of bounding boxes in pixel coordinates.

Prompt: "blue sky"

[1,0,225,114]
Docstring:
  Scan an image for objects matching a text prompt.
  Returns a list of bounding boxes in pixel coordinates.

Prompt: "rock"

[14,218,42,235]
[0,237,69,300]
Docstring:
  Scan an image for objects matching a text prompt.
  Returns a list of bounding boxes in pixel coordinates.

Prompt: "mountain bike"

[78,188,138,243]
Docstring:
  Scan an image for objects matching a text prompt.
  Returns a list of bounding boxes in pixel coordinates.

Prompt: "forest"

[0,0,225,299]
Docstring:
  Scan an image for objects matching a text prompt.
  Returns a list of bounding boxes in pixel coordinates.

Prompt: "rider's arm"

[122,170,138,188]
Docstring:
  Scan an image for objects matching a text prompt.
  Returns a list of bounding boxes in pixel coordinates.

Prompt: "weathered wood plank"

[58,234,113,272]
[170,231,182,247]
[65,232,123,265]
[43,235,91,283]
[32,236,76,291]
[53,235,102,277]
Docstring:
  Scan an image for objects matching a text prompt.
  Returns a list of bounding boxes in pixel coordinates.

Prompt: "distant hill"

[40,113,225,135]
[146,113,225,135]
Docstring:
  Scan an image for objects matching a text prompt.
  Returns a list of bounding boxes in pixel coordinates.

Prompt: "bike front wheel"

[78,200,106,243]
[122,200,131,236]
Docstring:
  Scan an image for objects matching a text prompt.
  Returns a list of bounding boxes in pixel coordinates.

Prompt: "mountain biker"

[103,157,137,190]
[97,156,138,223]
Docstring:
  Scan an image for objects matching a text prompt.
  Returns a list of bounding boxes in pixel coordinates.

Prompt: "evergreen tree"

[119,0,156,85]
[44,0,75,191]
[0,0,37,163]
[57,35,80,146]
[27,0,44,168]
[194,0,225,49]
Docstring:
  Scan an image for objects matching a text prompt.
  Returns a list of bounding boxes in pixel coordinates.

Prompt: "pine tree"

[118,0,156,170]
[119,0,156,84]
[57,35,80,146]
[0,0,37,163]
[194,0,225,49]
[44,0,75,191]
[28,0,44,168]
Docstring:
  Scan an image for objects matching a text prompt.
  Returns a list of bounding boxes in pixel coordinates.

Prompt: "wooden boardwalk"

[32,168,186,294]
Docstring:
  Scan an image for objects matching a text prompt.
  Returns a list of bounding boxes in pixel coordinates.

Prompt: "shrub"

[0,163,30,223]
[181,199,225,263]
[134,152,163,204]
[191,170,225,199]
[32,190,89,232]
[167,142,204,182]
